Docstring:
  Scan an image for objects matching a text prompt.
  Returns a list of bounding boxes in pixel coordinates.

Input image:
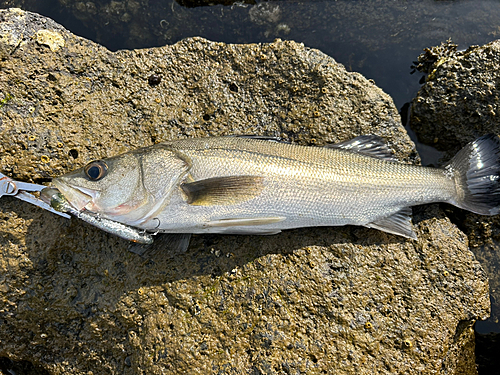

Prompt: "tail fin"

[446,134,500,215]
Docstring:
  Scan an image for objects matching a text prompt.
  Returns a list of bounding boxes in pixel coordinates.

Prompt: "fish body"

[52,135,500,241]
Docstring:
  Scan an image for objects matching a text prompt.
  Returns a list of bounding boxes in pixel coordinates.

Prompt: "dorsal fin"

[234,135,288,143]
[326,135,395,161]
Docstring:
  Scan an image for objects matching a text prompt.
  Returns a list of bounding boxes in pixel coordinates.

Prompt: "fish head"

[52,153,145,220]
[52,146,190,225]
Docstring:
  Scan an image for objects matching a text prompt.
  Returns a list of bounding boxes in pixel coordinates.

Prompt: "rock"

[411,39,500,325]
[0,8,489,375]
[411,40,500,156]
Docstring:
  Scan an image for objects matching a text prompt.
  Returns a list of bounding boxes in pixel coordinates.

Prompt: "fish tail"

[446,134,500,215]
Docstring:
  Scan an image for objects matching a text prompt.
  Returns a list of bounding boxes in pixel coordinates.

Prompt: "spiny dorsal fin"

[234,135,288,143]
[181,176,264,206]
[326,135,395,161]
[364,207,416,239]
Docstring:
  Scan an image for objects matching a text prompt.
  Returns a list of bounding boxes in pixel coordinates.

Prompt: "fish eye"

[84,160,108,181]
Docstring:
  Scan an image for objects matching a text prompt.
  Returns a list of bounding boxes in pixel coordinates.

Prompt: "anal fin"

[364,207,416,240]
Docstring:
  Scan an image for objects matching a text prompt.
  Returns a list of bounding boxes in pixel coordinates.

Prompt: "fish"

[50,134,500,245]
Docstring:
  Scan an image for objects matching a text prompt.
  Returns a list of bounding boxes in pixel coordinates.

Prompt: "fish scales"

[159,137,454,230]
[52,134,500,241]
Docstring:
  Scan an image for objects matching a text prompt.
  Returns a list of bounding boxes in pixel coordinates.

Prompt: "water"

[2,0,500,365]
[19,0,500,111]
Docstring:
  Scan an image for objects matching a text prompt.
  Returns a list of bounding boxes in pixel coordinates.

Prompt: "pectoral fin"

[364,207,416,240]
[181,176,265,206]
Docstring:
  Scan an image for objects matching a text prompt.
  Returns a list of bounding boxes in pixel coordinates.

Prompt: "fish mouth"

[52,179,98,211]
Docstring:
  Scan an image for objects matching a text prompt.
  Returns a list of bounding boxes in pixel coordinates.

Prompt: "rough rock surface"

[411,40,500,156]
[0,9,489,375]
[411,39,500,325]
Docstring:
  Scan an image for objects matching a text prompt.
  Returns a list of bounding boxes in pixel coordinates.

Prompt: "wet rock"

[0,8,489,375]
[411,39,500,326]
[411,40,500,157]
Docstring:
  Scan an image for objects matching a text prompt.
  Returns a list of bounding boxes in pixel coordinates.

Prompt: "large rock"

[411,40,500,326]
[411,40,500,156]
[0,9,489,375]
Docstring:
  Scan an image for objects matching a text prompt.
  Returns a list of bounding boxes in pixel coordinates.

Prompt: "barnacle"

[0,93,13,108]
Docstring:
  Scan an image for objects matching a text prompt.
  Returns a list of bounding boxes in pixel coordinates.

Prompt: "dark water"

[2,0,500,370]
[15,0,500,111]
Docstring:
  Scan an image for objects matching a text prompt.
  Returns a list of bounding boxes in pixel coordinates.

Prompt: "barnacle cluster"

[411,39,458,75]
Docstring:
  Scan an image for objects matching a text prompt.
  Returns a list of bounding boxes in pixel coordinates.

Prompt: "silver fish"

[51,134,500,242]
